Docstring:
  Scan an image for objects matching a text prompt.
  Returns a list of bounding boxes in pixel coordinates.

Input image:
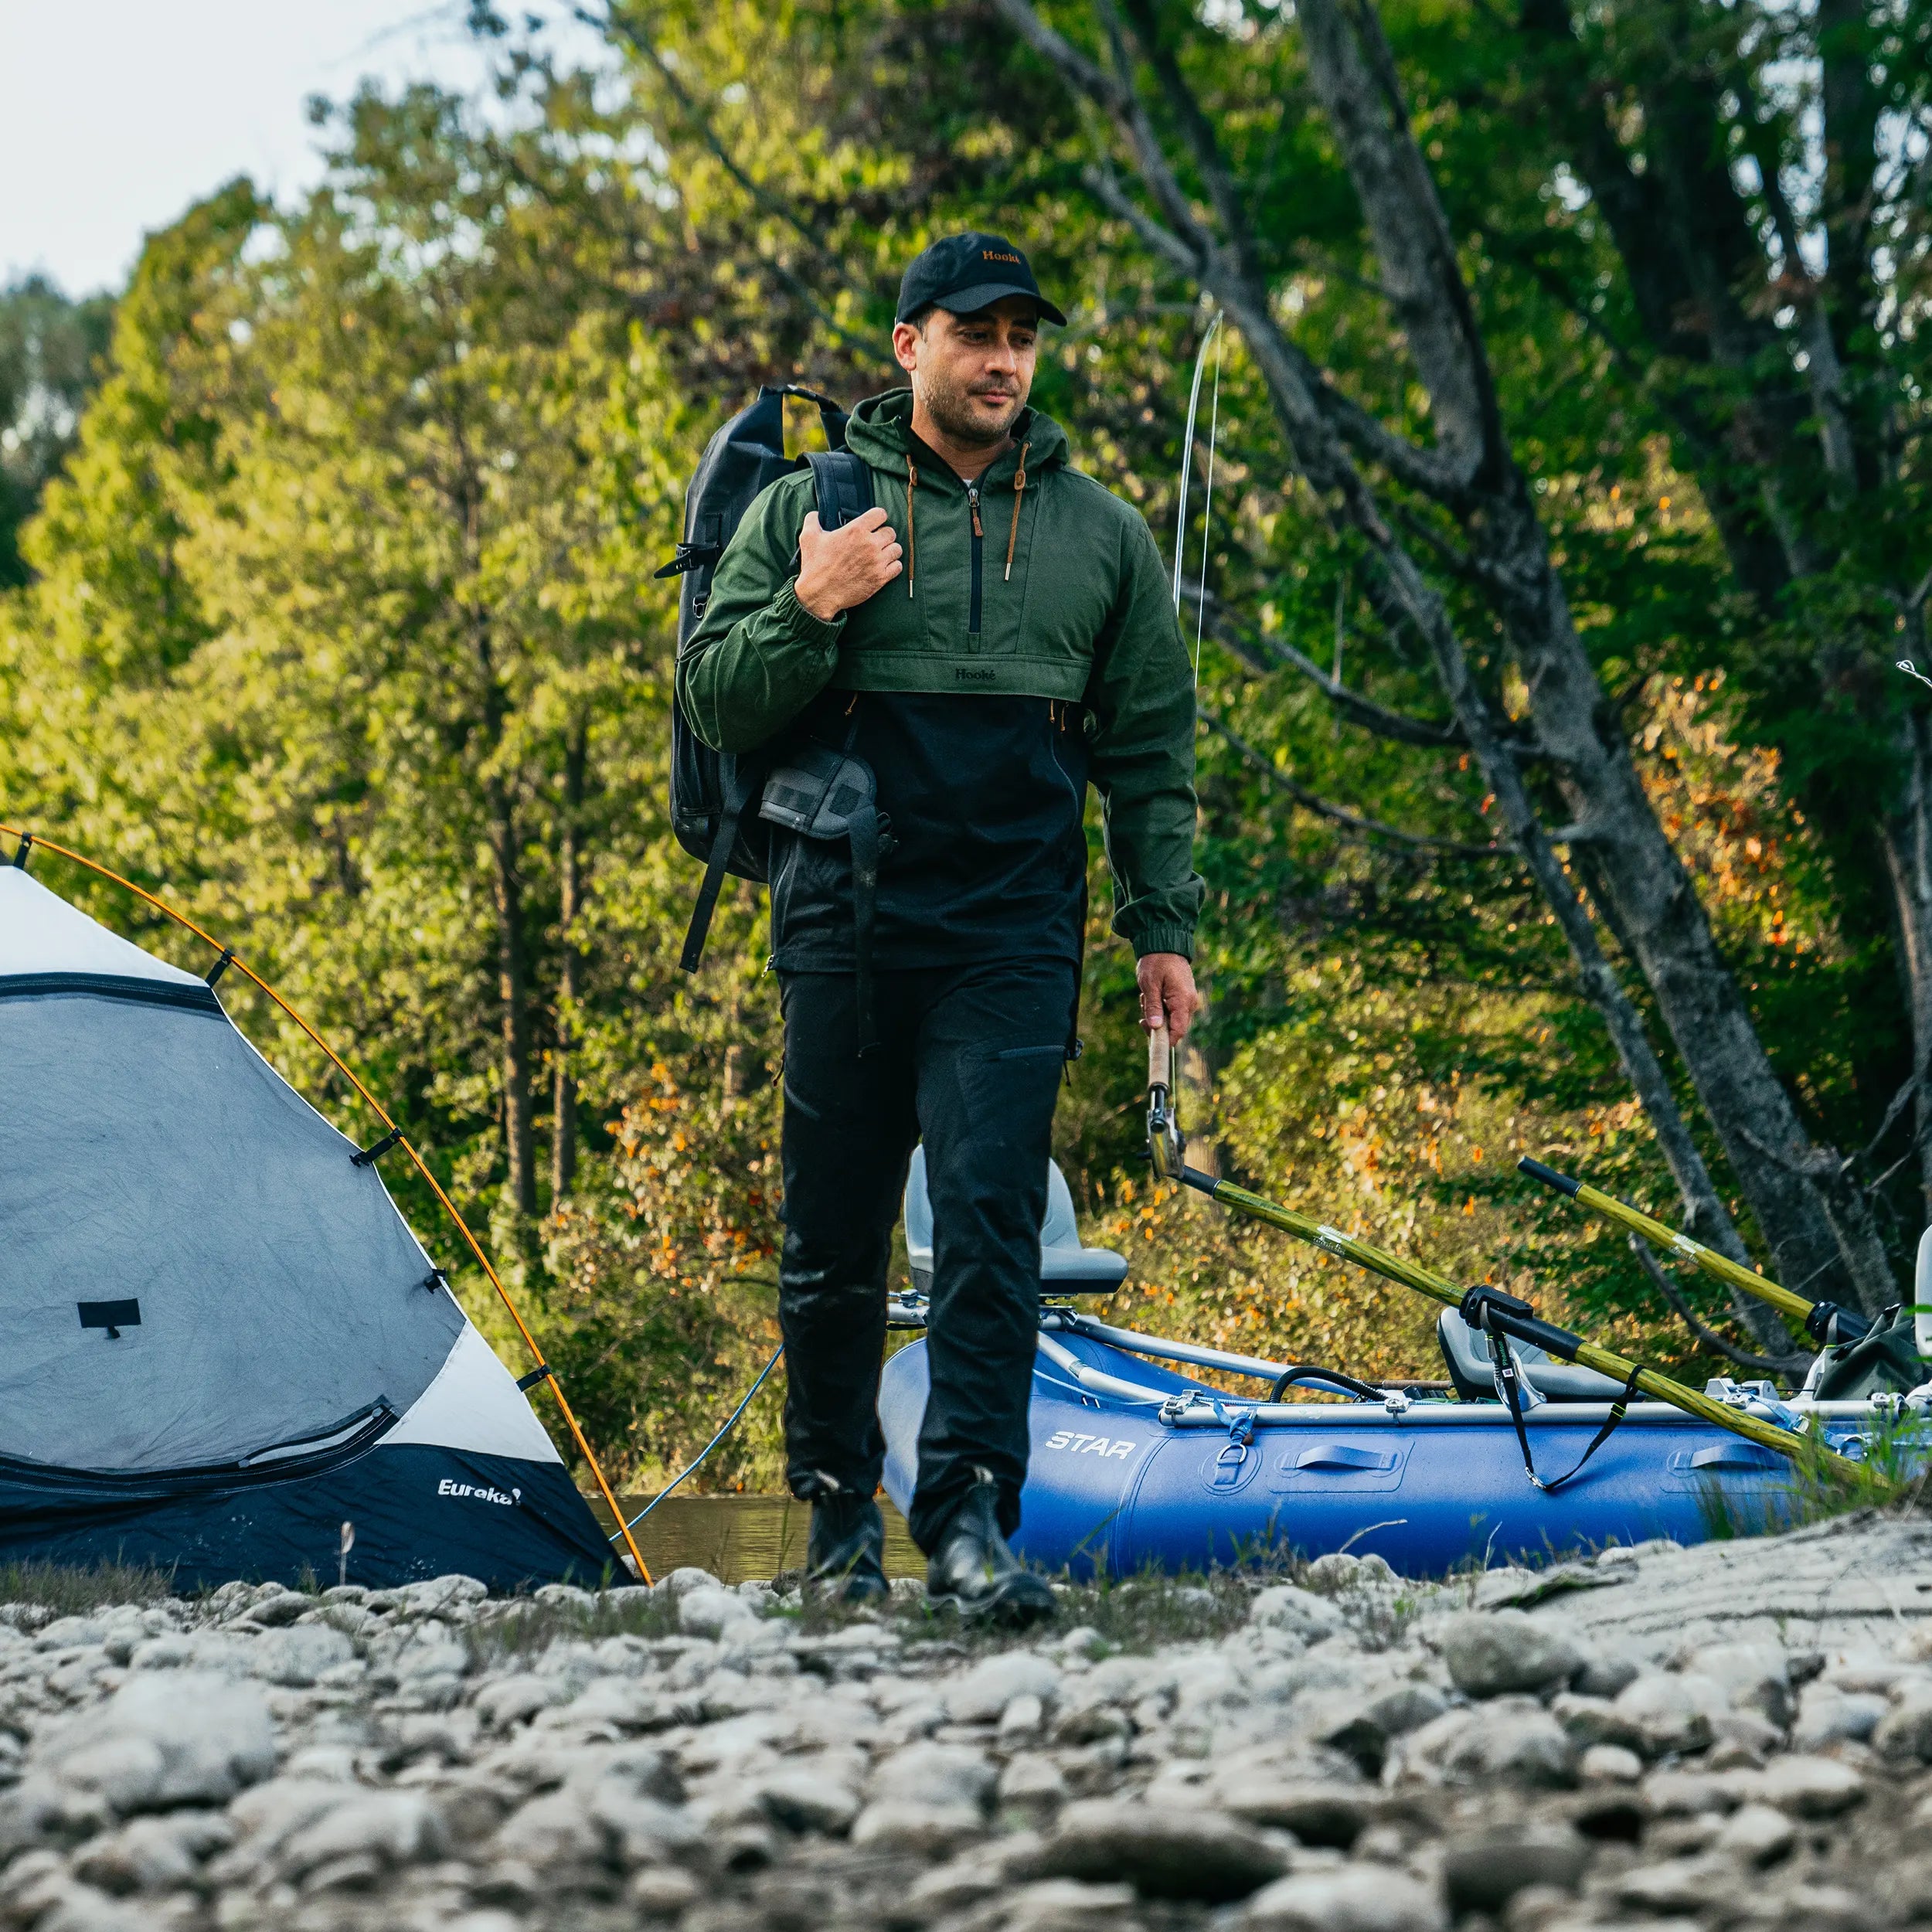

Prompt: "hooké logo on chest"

[1044,1430,1138,1459]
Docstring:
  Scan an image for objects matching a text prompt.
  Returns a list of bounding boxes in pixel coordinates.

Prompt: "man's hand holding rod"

[1139,952,1200,1045]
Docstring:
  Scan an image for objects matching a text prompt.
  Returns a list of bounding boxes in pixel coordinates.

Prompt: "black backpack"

[656,385,874,977]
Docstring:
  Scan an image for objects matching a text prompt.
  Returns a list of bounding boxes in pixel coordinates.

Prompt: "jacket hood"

[844,387,1070,482]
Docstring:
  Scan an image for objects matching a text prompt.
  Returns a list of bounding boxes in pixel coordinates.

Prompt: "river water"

[587,1494,926,1585]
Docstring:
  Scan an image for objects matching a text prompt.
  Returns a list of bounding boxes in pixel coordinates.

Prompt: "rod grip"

[1148,1022,1171,1090]
[1518,1155,1580,1198]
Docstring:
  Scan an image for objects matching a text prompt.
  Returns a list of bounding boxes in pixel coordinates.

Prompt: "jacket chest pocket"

[1015,489,1117,668]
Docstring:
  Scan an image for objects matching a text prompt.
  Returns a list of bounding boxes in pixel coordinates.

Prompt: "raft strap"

[1461,1286,1643,1493]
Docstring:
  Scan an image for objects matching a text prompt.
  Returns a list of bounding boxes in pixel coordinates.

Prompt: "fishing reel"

[1146,1023,1185,1181]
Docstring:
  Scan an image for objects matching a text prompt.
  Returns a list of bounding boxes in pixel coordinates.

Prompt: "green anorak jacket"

[678,388,1203,959]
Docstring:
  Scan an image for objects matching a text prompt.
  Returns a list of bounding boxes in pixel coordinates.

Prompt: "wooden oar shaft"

[1202,1176,1852,1472]
[1574,1181,1813,1322]
[1519,1157,1813,1324]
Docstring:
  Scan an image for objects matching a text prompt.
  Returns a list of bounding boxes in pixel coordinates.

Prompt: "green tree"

[0,274,114,588]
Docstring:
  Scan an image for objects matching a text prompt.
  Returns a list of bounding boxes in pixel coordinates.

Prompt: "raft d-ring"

[1210,1410,1257,1489]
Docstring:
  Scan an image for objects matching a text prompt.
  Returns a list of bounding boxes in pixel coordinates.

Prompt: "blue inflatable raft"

[878,1152,1897,1578]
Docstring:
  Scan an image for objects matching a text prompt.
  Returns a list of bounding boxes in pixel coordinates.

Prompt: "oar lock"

[1704,1376,1813,1434]
[1804,1300,1869,1346]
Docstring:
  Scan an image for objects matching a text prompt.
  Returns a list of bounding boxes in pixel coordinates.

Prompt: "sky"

[0,2,604,299]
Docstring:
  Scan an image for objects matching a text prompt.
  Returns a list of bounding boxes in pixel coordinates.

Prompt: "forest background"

[5,0,1931,1494]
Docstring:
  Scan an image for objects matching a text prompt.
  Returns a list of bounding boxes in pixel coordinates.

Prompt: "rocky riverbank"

[5,1511,1932,1932]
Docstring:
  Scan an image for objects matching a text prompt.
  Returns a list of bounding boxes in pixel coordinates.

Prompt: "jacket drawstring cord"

[905,453,917,597]
[1004,440,1029,581]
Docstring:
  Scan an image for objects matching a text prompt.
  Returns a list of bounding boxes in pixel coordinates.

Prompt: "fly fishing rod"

[1515,1156,1870,1347]
[1144,1026,1856,1475]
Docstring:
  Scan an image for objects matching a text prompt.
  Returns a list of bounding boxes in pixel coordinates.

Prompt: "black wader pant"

[777,958,1077,1553]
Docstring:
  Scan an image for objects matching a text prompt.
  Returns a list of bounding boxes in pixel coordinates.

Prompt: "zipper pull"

[968,484,983,539]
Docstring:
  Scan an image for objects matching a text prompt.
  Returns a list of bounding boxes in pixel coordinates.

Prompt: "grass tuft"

[776,1543,1427,1656]
[0,1560,177,1617]
[466,1588,684,1662]
[1699,1414,1932,1540]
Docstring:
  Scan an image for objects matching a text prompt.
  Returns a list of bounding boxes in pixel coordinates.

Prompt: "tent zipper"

[967,483,983,636]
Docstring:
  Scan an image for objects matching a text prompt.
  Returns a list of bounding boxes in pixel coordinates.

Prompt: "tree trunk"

[1881,706,1932,1226]
[1291,0,1899,1315]
[997,0,1899,1315]
[1480,483,1894,1314]
[489,787,539,1217]
[552,724,587,1206]
[721,1036,757,1114]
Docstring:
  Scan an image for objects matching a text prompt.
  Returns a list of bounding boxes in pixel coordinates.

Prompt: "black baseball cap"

[896,231,1067,328]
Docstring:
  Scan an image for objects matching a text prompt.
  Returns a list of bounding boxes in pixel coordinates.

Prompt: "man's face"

[892,297,1039,449]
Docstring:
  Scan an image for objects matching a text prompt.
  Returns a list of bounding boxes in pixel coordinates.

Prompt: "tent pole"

[0,821,652,1586]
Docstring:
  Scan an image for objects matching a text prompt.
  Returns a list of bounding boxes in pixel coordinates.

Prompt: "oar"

[1143,1026,1855,1476]
[1516,1157,1870,1347]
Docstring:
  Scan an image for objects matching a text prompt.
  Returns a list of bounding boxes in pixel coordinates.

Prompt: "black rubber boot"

[806,1490,889,1604]
[925,1475,1056,1627]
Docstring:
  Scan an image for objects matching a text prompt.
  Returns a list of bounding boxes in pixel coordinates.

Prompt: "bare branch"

[1856,1065,1924,1168]
[1117,0,1261,280]
[1081,164,1206,279]
[990,0,1133,114]
[584,6,888,366]
[1294,0,1500,476]
[1184,578,1468,749]
[1002,0,1464,506]
[1314,367,1473,502]
[1627,1238,1811,1379]
[1196,705,1513,859]
[589,7,820,247]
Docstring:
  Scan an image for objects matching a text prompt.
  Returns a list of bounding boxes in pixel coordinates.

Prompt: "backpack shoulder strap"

[804,448,873,532]
[679,753,763,975]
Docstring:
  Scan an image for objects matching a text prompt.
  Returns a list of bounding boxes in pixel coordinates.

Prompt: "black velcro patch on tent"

[77,1299,141,1335]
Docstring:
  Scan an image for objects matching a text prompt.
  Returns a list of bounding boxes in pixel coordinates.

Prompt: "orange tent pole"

[2,823,651,1585]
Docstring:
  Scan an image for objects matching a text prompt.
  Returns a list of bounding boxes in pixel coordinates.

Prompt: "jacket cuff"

[1128,923,1196,961]
[778,579,845,654]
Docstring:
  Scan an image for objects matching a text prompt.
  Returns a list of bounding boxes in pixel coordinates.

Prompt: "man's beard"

[919,367,1026,448]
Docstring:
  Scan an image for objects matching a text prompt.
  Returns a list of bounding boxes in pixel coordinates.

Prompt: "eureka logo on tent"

[437,1478,522,1506]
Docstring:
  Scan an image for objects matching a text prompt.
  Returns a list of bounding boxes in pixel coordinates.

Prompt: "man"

[678,232,1202,1622]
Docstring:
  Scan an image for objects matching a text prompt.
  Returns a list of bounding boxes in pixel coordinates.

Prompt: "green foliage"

[0,275,114,590]
[5,0,1920,1504]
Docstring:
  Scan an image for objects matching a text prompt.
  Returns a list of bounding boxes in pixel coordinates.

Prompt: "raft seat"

[903,1146,1129,1297]
[1437,1308,1630,1403]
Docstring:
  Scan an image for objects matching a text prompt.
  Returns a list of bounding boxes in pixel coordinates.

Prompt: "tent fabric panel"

[0,992,463,1471]
[0,1443,617,1593]
[384,1322,564,1464]
[0,871,203,985]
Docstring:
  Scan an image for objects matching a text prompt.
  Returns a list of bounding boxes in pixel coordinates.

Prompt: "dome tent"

[0,862,617,1591]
